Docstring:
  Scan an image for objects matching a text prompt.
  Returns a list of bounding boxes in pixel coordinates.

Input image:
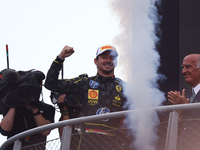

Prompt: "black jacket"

[45,56,127,131]
[0,101,55,150]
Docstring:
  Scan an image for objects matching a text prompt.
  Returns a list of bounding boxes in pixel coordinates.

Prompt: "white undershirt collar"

[193,83,200,95]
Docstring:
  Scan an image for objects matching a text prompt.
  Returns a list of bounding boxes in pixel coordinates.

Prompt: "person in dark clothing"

[0,69,55,150]
[0,101,55,150]
[45,44,130,150]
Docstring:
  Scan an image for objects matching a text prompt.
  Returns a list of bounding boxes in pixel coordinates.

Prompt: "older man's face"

[182,55,200,87]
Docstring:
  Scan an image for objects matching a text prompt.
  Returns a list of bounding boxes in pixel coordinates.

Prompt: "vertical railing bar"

[165,111,179,150]
[60,126,72,150]
[13,139,21,150]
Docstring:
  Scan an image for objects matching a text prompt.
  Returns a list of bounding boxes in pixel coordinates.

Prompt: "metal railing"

[1,103,200,150]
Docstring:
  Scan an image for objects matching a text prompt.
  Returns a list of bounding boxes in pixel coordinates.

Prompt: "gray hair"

[197,56,200,68]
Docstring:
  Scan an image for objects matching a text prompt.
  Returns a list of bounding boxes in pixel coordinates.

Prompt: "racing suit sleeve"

[44,56,80,94]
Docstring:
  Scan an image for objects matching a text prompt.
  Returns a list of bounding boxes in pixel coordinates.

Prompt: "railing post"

[13,139,21,150]
[60,125,72,150]
[165,111,179,150]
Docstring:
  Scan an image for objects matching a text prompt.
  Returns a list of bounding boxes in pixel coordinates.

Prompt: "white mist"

[110,0,166,149]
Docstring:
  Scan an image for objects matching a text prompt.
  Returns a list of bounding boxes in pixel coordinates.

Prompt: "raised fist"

[59,45,75,59]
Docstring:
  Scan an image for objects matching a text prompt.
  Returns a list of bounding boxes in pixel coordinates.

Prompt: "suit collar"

[191,90,200,103]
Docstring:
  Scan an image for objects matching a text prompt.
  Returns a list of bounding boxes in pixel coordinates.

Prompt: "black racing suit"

[45,56,129,150]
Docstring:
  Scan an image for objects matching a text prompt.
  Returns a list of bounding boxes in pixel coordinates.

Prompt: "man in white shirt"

[168,54,200,105]
[167,54,200,150]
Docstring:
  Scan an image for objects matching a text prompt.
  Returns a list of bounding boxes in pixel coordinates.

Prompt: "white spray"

[110,0,166,150]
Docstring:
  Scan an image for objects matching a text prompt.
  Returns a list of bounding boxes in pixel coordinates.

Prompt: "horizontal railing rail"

[1,103,200,150]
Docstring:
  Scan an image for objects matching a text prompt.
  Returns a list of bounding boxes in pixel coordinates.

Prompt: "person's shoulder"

[63,74,89,83]
[114,77,124,84]
[73,73,89,80]
[78,73,88,77]
[89,75,96,80]
[78,73,89,79]
[114,77,131,88]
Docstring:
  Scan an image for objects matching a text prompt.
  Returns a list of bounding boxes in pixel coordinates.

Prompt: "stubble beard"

[97,62,114,76]
[99,67,114,75]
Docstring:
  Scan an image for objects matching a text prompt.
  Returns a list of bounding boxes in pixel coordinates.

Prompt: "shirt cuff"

[54,56,65,64]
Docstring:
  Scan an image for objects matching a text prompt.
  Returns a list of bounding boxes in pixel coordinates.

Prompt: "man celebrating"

[168,54,200,108]
[45,45,128,149]
[168,54,200,150]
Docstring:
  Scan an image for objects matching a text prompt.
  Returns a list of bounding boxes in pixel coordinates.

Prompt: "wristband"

[33,110,41,116]
[58,102,66,110]
[61,110,69,116]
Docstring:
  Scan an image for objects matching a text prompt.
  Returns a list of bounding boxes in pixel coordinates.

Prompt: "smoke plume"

[110,0,166,149]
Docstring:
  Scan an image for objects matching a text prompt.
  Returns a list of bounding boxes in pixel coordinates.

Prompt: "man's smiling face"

[94,51,116,77]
